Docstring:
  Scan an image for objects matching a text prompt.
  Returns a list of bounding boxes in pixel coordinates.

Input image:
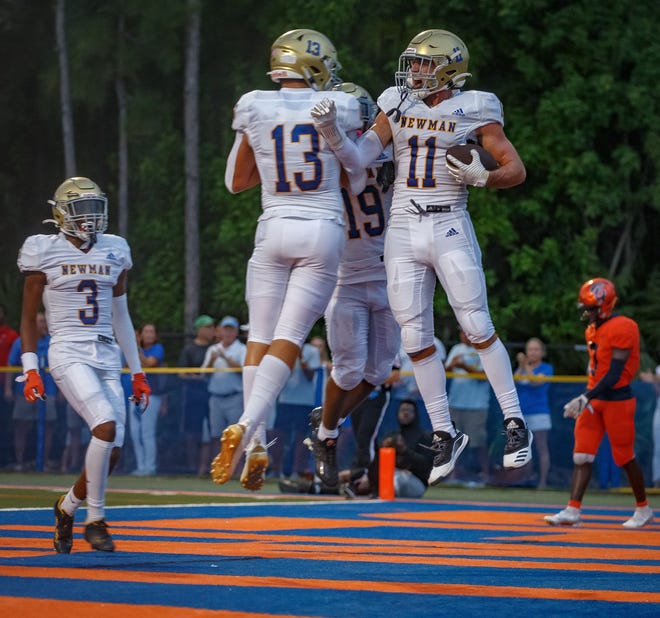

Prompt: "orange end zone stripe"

[2,566,658,604]
[0,597,306,618]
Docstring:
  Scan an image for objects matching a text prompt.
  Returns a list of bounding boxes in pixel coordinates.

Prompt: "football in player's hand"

[446,144,498,170]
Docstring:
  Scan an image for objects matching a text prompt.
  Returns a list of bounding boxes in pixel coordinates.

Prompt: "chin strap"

[386,90,409,122]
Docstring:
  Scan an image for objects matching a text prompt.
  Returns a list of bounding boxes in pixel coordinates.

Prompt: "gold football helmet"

[268,29,341,91]
[46,176,108,244]
[395,29,471,100]
[332,82,376,131]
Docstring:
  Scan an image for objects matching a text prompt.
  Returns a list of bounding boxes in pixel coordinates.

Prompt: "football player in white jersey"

[212,29,366,491]
[17,177,150,552]
[307,83,401,489]
[310,29,533,484]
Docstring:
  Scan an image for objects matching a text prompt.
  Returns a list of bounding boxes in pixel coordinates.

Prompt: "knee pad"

[400,324,431,355]
[573,452,595,465]
[457,308,494,343]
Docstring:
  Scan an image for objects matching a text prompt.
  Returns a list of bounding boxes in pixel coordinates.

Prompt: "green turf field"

[0,471,649,509]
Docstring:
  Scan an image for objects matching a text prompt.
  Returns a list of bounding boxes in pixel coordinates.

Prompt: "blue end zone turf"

[0,500,658,617]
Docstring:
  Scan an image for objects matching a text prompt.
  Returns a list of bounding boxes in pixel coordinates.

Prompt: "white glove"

[446,150,489,187]
[310,98,345,150]
[563,394,592,419]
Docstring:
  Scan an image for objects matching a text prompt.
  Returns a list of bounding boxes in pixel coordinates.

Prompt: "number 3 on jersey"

[77,279,99,325]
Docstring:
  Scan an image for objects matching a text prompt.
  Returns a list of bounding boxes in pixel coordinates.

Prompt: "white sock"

[476,338,523,419]
[61,487,83,516]
[242,364,258,409]
[247,423,267,451]
[83,436,113,524]
[411,352,453,435]
[317,423,339,440]
[240,355,291,442]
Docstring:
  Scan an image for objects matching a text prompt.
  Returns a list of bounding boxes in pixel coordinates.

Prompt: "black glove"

[377,161,395,193]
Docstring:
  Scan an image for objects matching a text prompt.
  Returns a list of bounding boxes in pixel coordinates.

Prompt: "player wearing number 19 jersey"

[310,29,531,484]
[308,83,400,488]
[17,176,150,552]
[213,29,364,491]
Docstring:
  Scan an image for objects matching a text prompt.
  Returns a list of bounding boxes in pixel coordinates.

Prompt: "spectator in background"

[338,369,400,498]
[310,335,332,376]
[60,402,89,473]
[0,303,19,468]
[177,315,214,474]
[380,399,435,498]
[269,339,321,479]
[515,337,553,488]
[445,329,491,485]
[129,323,166,476]
[640,363,660,488]
[4,311,58,470]
[201,316,246,474]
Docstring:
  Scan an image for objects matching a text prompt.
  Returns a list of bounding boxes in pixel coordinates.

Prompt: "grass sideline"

[0,471,648,510]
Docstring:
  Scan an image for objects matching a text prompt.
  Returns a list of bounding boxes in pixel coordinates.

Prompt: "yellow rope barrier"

[0,365,588,381]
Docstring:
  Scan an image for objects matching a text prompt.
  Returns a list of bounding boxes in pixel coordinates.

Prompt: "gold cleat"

[240,444,269,491]
[210,423,245,484]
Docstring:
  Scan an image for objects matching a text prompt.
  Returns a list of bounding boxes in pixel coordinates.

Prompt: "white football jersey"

[377,87,503,216]
[17,232,132,370]
[232,88,362,221]
[337,149,393,286]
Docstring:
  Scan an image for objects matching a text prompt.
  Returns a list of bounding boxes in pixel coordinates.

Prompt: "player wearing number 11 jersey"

[310,29,531,484]
[17,176,150,552]
[214,29,365,491]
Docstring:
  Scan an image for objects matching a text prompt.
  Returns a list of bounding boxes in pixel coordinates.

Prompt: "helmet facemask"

[396,51,470,100]
[395,29,471,100]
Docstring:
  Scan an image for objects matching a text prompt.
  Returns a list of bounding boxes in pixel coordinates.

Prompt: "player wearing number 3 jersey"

[311,29,531,484]
[17,176,150,553]
[214,29,365,491]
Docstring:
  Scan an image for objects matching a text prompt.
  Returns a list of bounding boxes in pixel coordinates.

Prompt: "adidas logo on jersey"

[452,108,465,116]
[445,228,459,237]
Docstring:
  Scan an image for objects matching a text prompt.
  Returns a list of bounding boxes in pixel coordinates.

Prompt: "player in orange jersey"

[545,278,653,528]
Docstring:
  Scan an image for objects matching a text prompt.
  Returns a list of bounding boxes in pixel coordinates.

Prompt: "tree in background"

[0,0,657,368]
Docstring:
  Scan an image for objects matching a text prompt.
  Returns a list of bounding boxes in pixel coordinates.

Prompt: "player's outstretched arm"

[311,100,390,175]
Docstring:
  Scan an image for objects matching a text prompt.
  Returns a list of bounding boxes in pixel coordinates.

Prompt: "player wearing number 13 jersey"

[17,176,150,553]
[214,29,365,491]
[310,29,531,483]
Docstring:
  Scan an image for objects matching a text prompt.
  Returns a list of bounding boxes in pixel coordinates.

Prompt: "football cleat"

[503,417,533,468]
[211,423,246,484]
[544,506,581,526]
[426,430,469,485]
[622,505,654,529]
[313,436,339,488]
[84,520,115,551]
[308,406,322,433]
[53,495,74,554]
[240,443,269,491]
